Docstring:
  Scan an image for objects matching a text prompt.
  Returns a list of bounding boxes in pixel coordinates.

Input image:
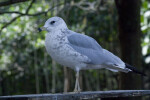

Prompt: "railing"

[0,90,150,100]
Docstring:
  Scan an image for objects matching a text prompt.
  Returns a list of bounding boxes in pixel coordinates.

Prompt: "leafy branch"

[0,0,31,7]
[25,0,36,14]
[0,2,63,34]
[1,15,21,31]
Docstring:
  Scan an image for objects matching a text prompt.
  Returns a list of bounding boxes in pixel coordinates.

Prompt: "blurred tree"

[115,0,142,100]
[115,0,142,89]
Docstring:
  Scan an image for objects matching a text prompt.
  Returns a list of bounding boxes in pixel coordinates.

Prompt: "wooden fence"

[0,90,150,100]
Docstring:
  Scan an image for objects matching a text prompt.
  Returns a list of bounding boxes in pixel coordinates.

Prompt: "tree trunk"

[115,0,142,100]
[64,67,71,92]
[52,60,56,93]
[34,49,40,94]
[44,52,50,93]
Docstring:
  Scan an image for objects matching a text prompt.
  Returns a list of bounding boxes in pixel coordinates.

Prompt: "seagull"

[42,16,145,92]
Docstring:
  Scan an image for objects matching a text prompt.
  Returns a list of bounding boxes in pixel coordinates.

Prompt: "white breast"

[45,31,89,70]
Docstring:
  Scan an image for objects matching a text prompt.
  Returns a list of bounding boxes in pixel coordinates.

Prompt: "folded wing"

[67,30,127,71]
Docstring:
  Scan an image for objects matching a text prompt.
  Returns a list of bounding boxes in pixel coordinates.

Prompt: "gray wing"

[67,30,104,64]
[67,30,124,66]
[67,30,102,51]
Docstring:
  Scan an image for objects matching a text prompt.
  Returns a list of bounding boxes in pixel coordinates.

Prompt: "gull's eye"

[50,21,55,25]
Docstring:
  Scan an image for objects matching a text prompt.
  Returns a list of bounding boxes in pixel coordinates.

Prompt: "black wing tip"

[125,63,147,77]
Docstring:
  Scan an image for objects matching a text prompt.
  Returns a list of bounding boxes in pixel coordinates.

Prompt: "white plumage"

[44,16,131,92]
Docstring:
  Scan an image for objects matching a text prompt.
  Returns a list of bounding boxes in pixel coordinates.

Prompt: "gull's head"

[43,17,68,32]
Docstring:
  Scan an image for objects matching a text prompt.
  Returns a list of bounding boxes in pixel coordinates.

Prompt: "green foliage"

[141,0,150,64]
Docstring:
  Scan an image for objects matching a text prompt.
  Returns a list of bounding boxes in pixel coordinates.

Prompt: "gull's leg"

[74,71,81,92]
[74,74,78,92]
[76,71,81,92]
